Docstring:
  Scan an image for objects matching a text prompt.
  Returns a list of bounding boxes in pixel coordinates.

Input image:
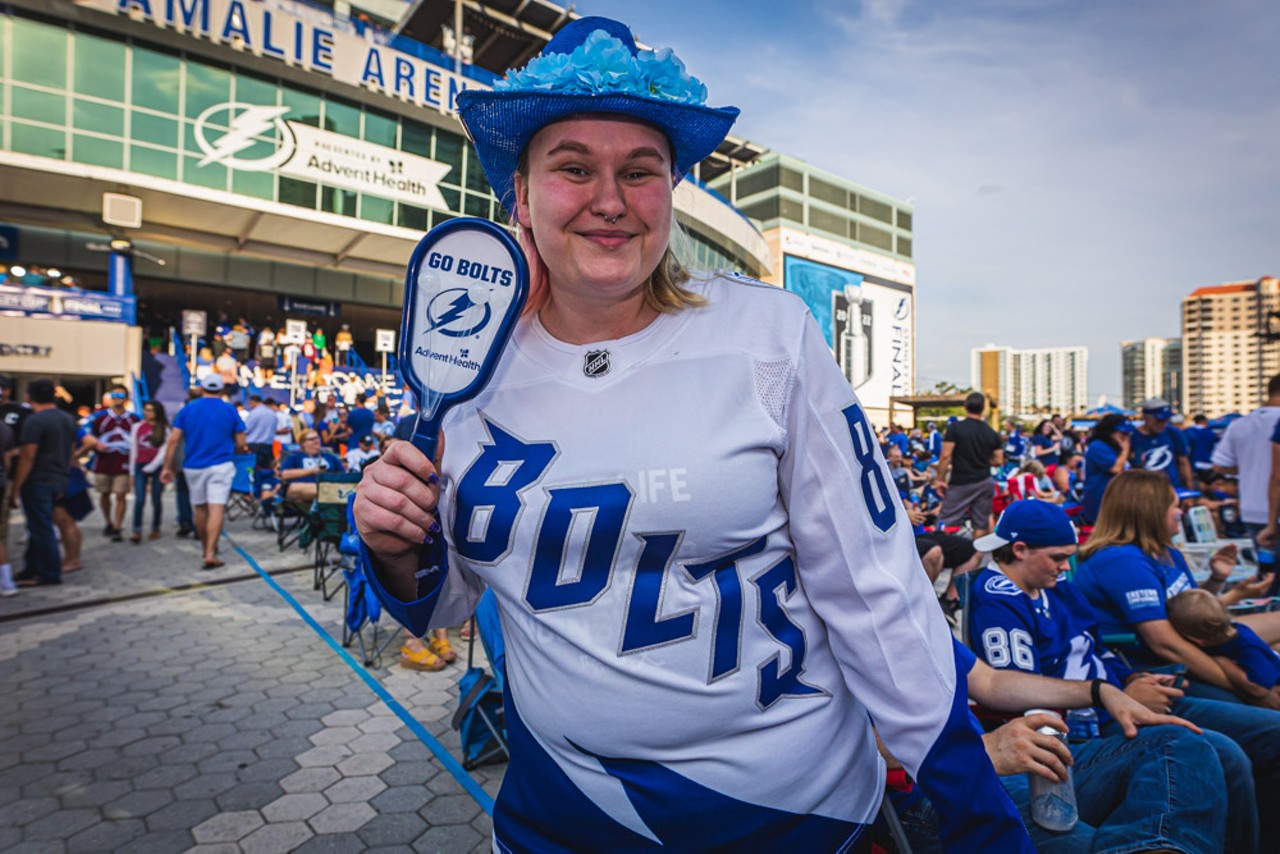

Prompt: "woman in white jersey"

[353,17,1029,852]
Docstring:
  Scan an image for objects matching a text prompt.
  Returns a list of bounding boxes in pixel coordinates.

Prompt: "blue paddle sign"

[399,218,529,460]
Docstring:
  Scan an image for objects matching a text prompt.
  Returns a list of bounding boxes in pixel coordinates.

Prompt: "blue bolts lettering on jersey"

[684,538,766,681]
[525,483,633,611]
[452,421,556,563]
[620,533,694,654]
[752,556,824,709]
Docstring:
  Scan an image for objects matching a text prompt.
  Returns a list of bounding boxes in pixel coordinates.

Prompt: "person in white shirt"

[1213,374,1280,572]
[345,435,380,472]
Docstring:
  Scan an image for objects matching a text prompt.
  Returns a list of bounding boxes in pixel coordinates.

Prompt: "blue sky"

[573,0,1280,402]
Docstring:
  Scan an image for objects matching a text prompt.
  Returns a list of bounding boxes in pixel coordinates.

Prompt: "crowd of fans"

[189,315,367,394]
[7,365,1280,850]
[876,386,1280,851]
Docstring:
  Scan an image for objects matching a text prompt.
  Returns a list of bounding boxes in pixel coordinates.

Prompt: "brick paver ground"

[1,493,504,852]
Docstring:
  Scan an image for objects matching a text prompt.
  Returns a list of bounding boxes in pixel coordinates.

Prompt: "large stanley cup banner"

[782,255,913,413]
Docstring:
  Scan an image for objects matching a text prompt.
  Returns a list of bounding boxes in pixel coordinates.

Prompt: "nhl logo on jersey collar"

[584,350,611,378]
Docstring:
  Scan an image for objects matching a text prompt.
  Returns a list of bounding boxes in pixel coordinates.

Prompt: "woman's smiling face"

[515,116,673,307]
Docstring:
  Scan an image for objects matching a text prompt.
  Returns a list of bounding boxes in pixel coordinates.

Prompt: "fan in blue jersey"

[968,499,1247,851]
[352,16,1031,853]
[1003,420,1027,463]
[1128,398,1192,491]
[1184,413,1219,476]
[1080,414,1133,524]
[1073,470,1280,842]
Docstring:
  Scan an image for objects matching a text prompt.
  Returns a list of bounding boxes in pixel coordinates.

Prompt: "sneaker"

[399,644,446,672]
[0,566,17,598]
[176,526,194,539]
[102,524,115,537]
[111,529,124,543]
[429,636,458,664]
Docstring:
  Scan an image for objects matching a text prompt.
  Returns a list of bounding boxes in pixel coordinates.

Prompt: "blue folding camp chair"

[338,496,398,666]
[304,472,361,601]
[451,590,508,769]
[225,453,259,522]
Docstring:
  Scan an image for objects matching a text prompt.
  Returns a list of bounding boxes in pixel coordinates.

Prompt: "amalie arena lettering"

[77,0,490,115]
[194,102,452,210]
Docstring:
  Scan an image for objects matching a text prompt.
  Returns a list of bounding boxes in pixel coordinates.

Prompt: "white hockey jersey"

[365,275,1029,852]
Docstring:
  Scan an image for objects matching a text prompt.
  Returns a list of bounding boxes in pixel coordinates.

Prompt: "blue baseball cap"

[1140,398,1173,420]
[1117,419,1136,434]
[974,500,1077,551]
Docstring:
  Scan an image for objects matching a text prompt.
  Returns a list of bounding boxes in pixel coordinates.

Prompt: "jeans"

[20,482,62,582]
[132,464,163,533]
[175,469,193,529]
[897,725,1227,853]
[1171,693,1280,848]
[247,442,274,472]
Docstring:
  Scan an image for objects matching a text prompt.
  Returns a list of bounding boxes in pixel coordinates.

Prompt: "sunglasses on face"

[110,392,127,400]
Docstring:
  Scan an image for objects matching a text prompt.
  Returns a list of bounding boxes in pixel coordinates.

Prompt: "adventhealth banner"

[192,102,452,209]
[76,0,491,114]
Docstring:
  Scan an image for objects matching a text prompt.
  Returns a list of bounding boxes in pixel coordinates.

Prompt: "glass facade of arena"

[0,11,758,277]
[0,12,498,230]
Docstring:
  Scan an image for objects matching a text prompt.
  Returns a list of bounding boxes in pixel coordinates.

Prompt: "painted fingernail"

[429,520,441,534]
[427,473,440,486]
[423,534,434,546]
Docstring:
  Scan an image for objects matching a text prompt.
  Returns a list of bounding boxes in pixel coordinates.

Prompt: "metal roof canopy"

[393,0,573,76]
[0,156,412,286]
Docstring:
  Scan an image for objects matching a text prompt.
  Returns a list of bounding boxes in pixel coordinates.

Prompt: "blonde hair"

[1167,589,1236,646]
[1019,460,1046,477]
[1079,470,1176,561]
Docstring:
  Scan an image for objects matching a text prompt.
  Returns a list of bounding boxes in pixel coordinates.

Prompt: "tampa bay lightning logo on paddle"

[425,287,493,337]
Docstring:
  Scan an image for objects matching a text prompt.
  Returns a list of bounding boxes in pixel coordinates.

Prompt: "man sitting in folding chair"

[278,430,344,506]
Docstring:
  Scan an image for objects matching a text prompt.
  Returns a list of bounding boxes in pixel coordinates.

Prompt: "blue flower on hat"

[493,28,709,107]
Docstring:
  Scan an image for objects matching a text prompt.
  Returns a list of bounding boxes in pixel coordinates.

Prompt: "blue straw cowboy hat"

[456,16,739,216]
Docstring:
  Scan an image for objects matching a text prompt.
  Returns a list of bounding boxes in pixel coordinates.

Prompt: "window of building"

[808,206,848,238]
[279,176,318,209]
[739,197,778,222]
[281,88,321,127]
[859,196,893,224]
[779,197,804,222]
[73,99,124,137]
[11,86,64,126]
[74,33,124,102]
[322,186,357,217]
[735,164,779,200]
[402,120,431,157]
[361,194,394,224]
[12,16,66,90]
[809,176,846,207]
[183,154,226,190]
[323,98,360,137]
[181,57,229,119]
[897,236,913,257]
[860,223,893,251]
[364,109,397,147]
[129,143,178,180]
[74,134,123,169]
[780,166,804,193]
[897,209,913,230]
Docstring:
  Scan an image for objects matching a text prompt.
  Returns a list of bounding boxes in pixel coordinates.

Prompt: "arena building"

[0,0,913,424]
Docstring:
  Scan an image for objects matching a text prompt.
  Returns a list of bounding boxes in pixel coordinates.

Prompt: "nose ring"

[603,214,621,225]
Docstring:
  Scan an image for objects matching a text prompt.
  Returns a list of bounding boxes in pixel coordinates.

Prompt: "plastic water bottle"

[1025,709,1078,832]
[1065,707,1099,743]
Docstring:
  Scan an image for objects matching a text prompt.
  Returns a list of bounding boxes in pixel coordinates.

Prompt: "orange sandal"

[429,636,458,664]
[399,644,446,672]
